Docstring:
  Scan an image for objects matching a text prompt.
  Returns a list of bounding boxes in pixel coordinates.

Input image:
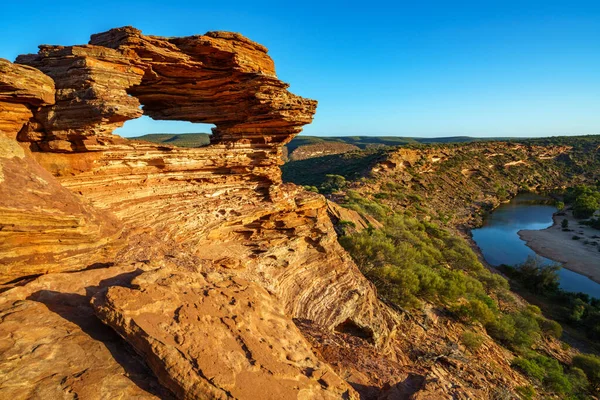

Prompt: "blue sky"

[2,1,599,137]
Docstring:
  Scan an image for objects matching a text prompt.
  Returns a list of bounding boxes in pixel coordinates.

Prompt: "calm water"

[472,193,600,298]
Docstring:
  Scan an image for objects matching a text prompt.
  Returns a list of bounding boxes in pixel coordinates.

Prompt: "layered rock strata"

[0,264,169,399]
[92,268,356,399]
[0,28,399,399]
[0,58,54,137]
[17,27,316,164]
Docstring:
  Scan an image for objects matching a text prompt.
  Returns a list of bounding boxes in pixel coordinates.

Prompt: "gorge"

[1,26,600,400]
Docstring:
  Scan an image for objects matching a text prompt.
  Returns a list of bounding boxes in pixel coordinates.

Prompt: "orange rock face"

[0,27,551,400]
[0,58,54,138]
[92,268,357,399]
[0,28,398,399]
[17,26,316,155]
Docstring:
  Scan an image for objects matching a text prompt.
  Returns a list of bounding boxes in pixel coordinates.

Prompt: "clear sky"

[2,1,599,137]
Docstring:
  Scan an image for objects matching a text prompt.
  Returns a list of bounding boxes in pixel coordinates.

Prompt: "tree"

[573,193,599,219]
[320,174,347,193]
[518,256,561,294]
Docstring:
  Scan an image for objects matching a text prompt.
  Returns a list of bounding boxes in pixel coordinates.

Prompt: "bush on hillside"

[460,331,484,352]
[572,354,600,391]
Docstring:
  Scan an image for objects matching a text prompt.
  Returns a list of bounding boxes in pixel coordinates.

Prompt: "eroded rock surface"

[92,268,357,400]
[17,26,316,158]
[0,58,54,138]
[0,26,570,399]
[0,28,399,399]
[0,264,169,399]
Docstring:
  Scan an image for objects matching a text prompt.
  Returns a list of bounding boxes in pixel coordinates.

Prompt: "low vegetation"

[130,133,211,147]
[336,192,599,398]
[281,135,600,397]
[501,257,600,342]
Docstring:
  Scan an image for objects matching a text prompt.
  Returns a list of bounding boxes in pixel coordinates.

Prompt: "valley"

[1,23,600,400]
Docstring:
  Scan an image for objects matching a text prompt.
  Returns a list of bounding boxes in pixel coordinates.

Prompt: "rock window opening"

[114,115,215,148]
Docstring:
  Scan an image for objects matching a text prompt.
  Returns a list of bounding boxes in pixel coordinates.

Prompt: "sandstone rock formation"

[0,58,54,137]
[0,26,548,400]
[17,27,316,160]
[0,264,169,399]
[0,27,400,399]
[92,268,355,399]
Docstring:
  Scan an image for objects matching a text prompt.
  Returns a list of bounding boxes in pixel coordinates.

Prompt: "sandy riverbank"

[518,210,600,285]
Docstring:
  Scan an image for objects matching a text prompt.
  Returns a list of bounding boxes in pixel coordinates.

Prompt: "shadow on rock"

[26,269,174,399]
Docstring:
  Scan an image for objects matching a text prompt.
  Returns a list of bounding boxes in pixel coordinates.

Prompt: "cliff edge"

[0,27,399,399]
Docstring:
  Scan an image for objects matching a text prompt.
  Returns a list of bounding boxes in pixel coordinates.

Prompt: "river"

[471,193,600,298]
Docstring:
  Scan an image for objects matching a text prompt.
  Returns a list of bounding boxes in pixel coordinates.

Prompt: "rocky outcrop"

[92,268,357,399]
[0,263,169,399]
[365,142,573,227]
[0,29,573,397]
[17,27,316,158]
[0,60,121,283]
[289,142,360,161]
[15,46,144,152]
[0,136,122,283]
[327,200,383,232]
[0,28,401,399]
[0,58,54,137]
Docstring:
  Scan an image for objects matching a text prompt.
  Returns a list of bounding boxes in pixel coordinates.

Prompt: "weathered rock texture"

[0,28,572,399]
[17,27,316,160]
[92,268,356,399]
[0,28,400,399]
[0,135,122,282]
[0,58,54,137]
[0,264,170,399]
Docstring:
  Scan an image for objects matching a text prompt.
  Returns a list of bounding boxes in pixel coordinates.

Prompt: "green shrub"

[321,174,347,193]
[512,357,545,381]
[568,367,590,393]
[497,289,516,304]
[512,354,584,395]
[456,299,495,324]
[544,369,572,394]
[526,305,541,315]
[514,385,536,400]
[511,312,541,349]
[486,315,516,343]
[538,318,563,338]
[461,331,484,352]
[572,354,600,390]
[477,270,510,291]
[573,193,599,218]
[516,257,561,293]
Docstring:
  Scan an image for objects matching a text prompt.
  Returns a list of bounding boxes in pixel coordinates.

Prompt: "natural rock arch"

[16,26,317,156]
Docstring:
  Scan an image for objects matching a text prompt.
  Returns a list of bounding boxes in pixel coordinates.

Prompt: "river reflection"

[472,194,600,298]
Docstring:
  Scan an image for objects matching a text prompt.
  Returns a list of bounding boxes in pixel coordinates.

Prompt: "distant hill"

[128,133,510,148]
[286,135,513,153]
[126,133,515,156]
[129,133,211,148]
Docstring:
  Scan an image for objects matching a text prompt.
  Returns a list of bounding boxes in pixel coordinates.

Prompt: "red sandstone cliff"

[0,27,399,399]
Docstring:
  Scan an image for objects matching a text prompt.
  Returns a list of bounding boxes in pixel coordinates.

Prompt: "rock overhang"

[14,26,317,153]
